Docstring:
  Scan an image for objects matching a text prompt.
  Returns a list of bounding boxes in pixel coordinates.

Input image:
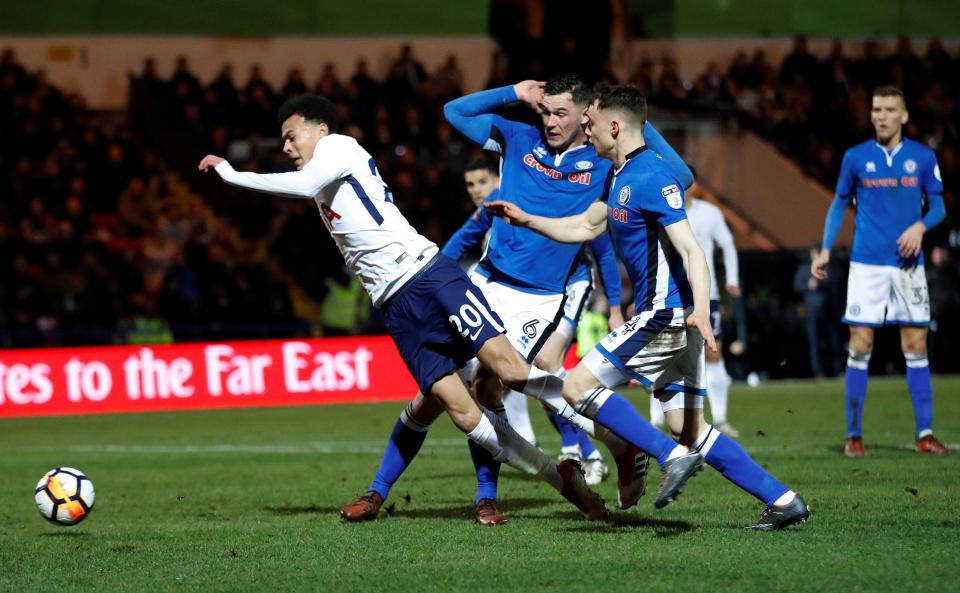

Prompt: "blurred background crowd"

[2,21,958,378]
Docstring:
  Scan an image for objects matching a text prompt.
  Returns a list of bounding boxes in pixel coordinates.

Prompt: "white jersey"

[686,198,739,300]
[214,134,438,306]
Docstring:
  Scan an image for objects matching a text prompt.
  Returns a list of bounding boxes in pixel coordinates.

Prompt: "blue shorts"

[383,255,506,394]
[710,299,723,341]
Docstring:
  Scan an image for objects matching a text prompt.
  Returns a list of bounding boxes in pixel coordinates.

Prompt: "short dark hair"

[873,85,905,103]
[544,73,594,107]
[277,94,339,132]
[595,84,648,125]
[465,157,499,177]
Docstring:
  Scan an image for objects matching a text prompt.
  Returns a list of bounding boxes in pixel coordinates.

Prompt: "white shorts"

[468,271,565,361]
[556,277,593,341]
[844,262,930,326]
[582,307,706,411]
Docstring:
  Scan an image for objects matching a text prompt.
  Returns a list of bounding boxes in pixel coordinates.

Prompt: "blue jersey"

[442,189,622,306]
[836,139,943,266]
[445,86,692,295]
[607,146,693,312]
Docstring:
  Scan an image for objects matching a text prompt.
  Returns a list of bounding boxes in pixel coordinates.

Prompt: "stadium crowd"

[1,37,958,374]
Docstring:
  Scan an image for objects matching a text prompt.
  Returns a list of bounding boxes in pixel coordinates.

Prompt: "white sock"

[585,449,603,461]
[706,360,730,425]
[468,411,562,490]
[773,490,796,507]
[692,424,722,456]
[502,389,537,444]
[522,366,577,423]
[665,444,689,463]
[650,397,665,426]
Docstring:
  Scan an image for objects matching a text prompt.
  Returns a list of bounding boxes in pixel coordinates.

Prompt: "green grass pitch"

[1,377,957,593]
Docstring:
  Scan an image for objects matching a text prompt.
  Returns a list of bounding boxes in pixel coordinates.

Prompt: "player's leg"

[845,325,874,456]
[841,262,889,456]
[890,265,951,454]
[657,330,807,530]
[704,300,737,436]
[340,392,443,521]
[705,340,737,437]
[432,372,607,520]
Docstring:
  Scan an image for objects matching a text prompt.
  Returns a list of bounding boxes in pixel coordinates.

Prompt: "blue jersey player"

[443,158,624,489]
[812,85,950,457]
[341,76,704,525]
[489,85,810,530]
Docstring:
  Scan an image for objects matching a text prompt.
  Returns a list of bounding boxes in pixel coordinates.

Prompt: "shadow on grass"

[828,442,918,456]
[264,496,557,520]
[563,513,696,538]
[38,531,92,537]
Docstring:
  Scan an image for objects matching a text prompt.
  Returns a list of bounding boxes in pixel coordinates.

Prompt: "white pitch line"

[63,438,471,456]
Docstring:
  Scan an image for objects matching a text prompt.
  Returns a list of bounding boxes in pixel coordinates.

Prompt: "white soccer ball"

[35,467,95,526]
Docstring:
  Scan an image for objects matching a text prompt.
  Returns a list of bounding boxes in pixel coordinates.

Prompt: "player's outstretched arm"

[441,203,494,260]
[198,147,344,199]
[713,209,741,297]
[664,219,717,352]
[485,200,607,243]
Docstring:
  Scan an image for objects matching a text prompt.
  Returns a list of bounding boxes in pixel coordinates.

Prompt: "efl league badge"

[661,184,682,209]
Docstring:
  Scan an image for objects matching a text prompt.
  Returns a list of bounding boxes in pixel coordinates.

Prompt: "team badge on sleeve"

[617,186,631,205]
[661,184,682,209]
[935,164,941,181]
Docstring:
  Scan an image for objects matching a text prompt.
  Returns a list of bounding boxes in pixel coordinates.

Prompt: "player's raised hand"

[485,200,531,227]
[811,249,831,280]
[198,155,225,172]
[513,80,545,113]
[686,308,717,353]
[896,222,925,258]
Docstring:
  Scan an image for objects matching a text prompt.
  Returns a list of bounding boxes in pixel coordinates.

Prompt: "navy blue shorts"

[383,255,506,394]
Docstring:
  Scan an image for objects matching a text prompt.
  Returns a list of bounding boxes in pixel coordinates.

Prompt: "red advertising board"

[0,336,418,418]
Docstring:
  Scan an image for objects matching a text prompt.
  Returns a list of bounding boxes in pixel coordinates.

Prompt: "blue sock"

[905,354,933,437]
[590,392,675,465]
[704,433,789,506]
[845,354,870,437]
[368,417,428,500]
[467,439,501,503]
[577,428,598,458]
[549,412,580,449]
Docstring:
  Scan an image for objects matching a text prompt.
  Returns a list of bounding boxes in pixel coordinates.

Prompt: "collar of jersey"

[614,144,649,174]
[537,139,590,168]
[873,140,904,167]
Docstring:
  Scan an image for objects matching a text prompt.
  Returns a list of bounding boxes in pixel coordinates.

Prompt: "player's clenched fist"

[198,155,225,172]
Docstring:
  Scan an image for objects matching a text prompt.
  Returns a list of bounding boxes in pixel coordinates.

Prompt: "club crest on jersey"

[865,161,876,173]
[575,160,593,171]
[661,184,682,209]
[903,159,917,174]
[617,186,631,205]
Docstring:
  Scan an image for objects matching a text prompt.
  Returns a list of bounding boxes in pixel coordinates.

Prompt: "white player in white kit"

[651,190,741,437]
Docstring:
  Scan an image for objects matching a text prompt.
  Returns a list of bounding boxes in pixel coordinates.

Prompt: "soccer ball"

[35,467,95,526]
